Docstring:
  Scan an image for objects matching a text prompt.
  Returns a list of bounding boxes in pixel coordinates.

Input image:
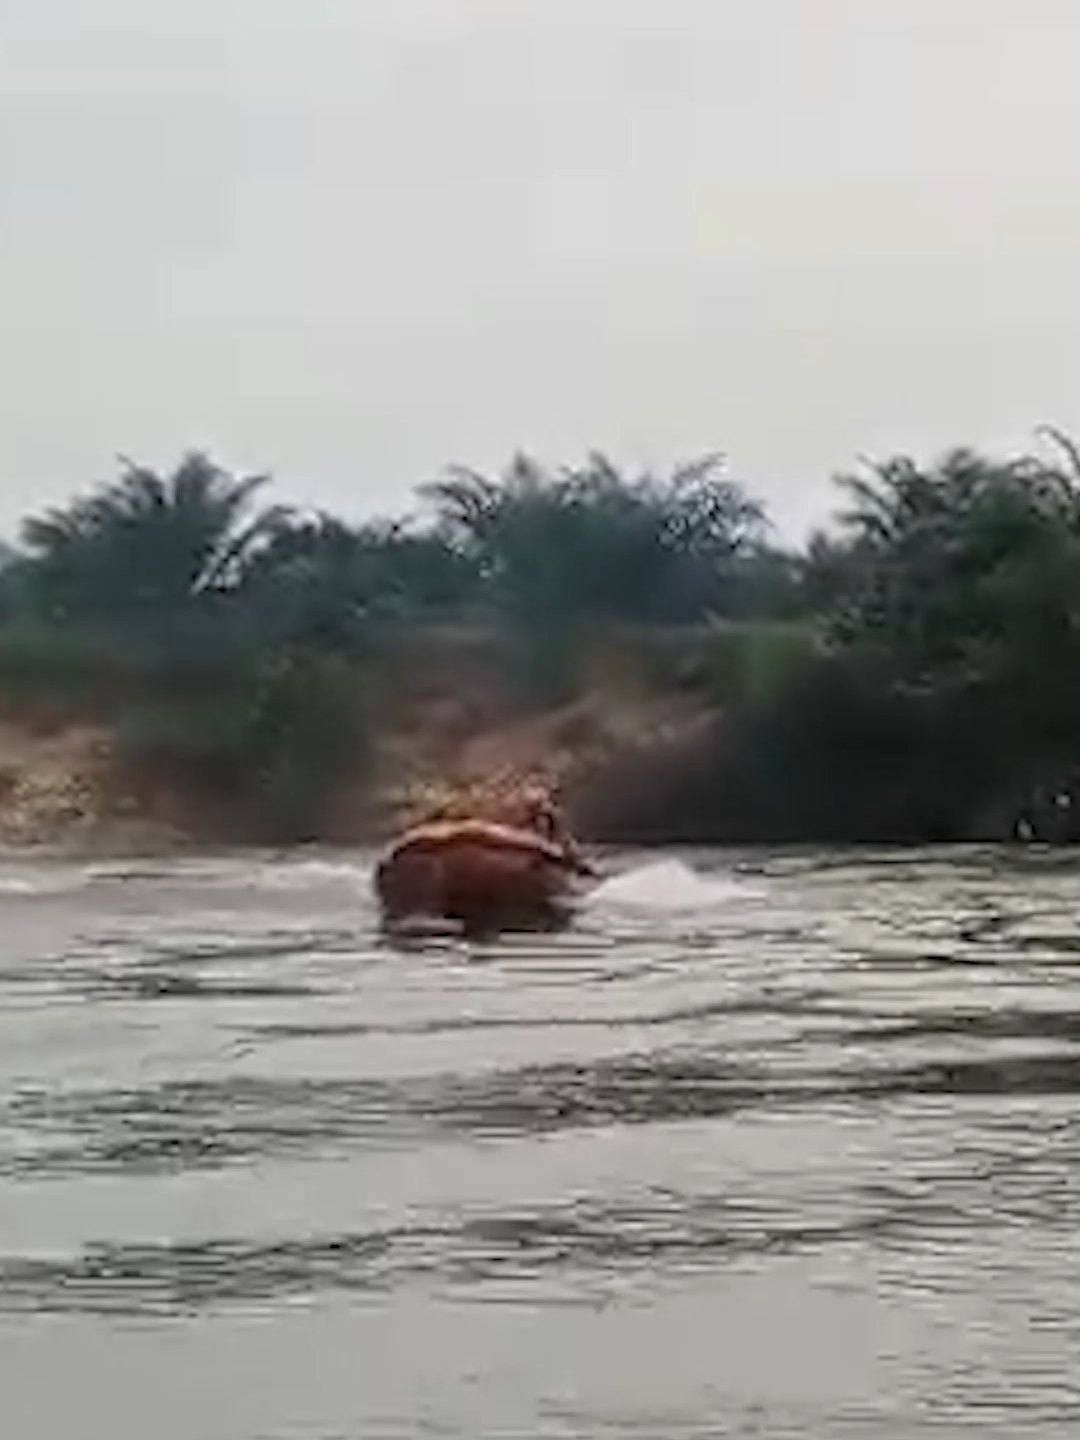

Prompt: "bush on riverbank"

[580,434,1080,843]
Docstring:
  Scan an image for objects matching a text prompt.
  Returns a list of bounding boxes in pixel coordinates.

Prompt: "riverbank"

[0,659,1062,855]
[0,682,719,855]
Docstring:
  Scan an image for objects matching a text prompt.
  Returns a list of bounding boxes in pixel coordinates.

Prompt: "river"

[1,845,1079,1437]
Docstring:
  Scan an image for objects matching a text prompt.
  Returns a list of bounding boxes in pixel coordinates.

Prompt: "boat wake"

[585,857,764,913]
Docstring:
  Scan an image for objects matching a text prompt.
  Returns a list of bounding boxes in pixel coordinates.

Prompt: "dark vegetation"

[2,433,1080,844]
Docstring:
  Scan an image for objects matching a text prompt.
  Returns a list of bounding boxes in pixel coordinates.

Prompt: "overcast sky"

[3,0,1080,540]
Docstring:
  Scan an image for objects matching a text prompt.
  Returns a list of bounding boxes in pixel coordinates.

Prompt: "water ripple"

[3,846,1080,1435]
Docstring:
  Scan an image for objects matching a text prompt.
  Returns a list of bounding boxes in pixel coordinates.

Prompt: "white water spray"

[585,857,764,912]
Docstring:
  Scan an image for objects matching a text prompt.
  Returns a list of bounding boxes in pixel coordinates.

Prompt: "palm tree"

[421,450,766,627]
[20,451,288,620]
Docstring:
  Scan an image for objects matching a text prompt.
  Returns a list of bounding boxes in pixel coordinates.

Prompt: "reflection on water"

[3,847,1080,1435]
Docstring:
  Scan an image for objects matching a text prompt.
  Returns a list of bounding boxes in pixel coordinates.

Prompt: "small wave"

[0,866,97,898]
[587,859,765,913]
[241,857,368,891]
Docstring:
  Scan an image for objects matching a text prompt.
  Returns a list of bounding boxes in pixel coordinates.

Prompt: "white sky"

[3,0,1080,540]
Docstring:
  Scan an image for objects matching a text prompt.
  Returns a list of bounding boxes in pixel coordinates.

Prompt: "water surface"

[1,845,1080,1437]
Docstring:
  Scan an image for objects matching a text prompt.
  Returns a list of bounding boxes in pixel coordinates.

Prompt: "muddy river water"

[1,845,1079,1437]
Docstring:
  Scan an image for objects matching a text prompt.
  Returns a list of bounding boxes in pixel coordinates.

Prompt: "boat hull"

[374,819,591,934]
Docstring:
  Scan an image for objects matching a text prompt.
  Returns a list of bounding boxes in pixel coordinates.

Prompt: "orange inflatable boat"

[374,791,597,932]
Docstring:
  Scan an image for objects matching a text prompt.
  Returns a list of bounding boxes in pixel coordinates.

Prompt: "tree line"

[2,433,1080,844]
